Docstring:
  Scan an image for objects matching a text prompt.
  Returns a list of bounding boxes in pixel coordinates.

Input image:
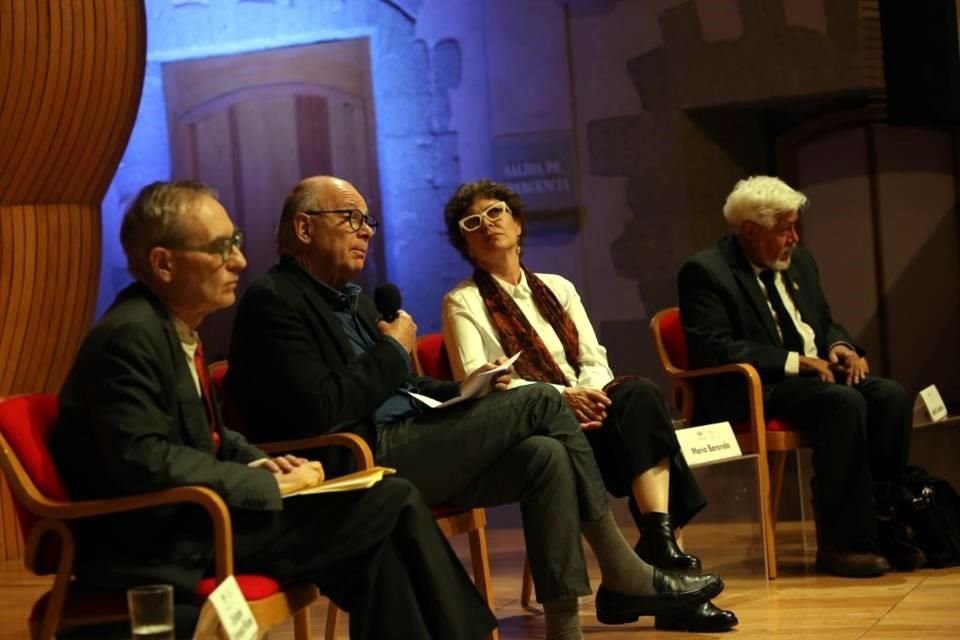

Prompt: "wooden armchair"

[210,360,498,640]
[649,307,815,579]
[0,393,318,640]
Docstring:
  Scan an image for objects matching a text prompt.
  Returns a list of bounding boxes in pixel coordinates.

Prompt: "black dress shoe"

[883,537,926,572]
[815,545,890,577]
[879,518,926,572]
[595,568,724,625]
[655,601,739,632]
[635,511,702,573]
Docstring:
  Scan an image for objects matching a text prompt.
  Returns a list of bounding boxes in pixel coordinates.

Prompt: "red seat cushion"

[765,418,794,432]
[731,417,796,434]
[29,576,283,623]
[430,504,470,518]
[196,575,281,601]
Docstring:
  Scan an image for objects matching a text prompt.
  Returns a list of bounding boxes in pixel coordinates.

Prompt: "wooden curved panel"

[0,0,145,400]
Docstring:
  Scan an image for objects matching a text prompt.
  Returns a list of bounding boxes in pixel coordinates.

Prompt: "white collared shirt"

[442,271,614,392]
[750,264,818,375]
[172,315,203,397]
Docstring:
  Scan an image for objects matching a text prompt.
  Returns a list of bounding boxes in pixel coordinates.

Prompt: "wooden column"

[0,0,146,560]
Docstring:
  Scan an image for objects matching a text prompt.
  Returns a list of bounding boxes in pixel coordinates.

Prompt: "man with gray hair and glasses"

[50,180,498,639]
[678,175,920,578]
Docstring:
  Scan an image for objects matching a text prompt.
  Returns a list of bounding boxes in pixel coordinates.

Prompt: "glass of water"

[127,584,174,640]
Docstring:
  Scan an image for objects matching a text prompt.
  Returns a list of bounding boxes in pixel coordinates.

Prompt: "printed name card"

[676,421,742,467]
[913,384,948,427]
[200,575,258,640]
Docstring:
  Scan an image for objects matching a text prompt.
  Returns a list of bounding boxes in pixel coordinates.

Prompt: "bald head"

[277,175,373,288]
[277,176,359,252]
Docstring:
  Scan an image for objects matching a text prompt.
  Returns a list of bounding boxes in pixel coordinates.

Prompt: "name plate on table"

[676,422,742,466]
[199,576,258,640]
[913,384,948,427]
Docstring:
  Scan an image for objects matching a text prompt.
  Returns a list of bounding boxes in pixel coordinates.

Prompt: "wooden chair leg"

[194,601,221,640]
[768,450,788,533]
[324,599,339,640]
[520,556,533,608]
[37,563,72,640]
[468,527,499,640]
[755,450,778,580]
[293,606,312,640]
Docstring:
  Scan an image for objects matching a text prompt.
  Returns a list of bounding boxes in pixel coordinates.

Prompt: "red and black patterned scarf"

[473,265,580,386]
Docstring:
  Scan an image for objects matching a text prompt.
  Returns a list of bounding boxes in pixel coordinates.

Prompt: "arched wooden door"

[162,38,383,360]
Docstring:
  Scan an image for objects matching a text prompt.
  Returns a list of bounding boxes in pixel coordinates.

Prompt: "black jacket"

[678,235,859,422]
[226,256,459,452]
[51,283,277,593]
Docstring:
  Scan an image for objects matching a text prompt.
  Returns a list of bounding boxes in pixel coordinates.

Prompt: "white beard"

[768,255,792,271]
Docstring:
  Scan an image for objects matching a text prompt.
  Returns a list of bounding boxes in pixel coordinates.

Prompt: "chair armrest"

[665,362,769,451]
[257,432,374,470]
[26,486,233,580]
[669,362,760,385]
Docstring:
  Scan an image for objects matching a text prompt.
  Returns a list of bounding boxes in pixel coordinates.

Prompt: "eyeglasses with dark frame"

[303,209,380,232]
[166,229,245,264]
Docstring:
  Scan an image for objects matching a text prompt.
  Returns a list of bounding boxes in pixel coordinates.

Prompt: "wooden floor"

[2,521,957,639]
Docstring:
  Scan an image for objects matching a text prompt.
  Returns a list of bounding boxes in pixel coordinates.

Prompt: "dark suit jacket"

[51,283,279,594]
[677,234,860,422]
[226,256,460,454]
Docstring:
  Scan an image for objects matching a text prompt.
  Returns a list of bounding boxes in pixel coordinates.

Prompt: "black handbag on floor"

[896,466,960,568]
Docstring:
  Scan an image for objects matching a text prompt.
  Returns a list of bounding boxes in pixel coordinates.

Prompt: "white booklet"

[409,351,521,410]
[284,466,396,498]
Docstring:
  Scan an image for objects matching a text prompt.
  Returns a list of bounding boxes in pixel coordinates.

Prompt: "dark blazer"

[51,283,279,594]
[226,256,460,451]
[677,234,860,422]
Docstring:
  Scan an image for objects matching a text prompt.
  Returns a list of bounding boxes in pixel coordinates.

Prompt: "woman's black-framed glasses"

[303,209,380,232]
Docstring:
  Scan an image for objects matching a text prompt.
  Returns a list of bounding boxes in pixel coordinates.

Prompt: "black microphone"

[374,283,402,322]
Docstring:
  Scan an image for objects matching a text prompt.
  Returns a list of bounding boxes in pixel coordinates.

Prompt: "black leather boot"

[634,511,702,573]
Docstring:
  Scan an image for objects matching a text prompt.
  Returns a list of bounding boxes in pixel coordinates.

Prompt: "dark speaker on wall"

[879,0,960,124]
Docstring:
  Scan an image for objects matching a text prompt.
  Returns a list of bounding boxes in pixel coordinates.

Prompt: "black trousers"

[586,378,707,529]
[376,383,609,603]
[766,375,911,549]
[232,477,497,640]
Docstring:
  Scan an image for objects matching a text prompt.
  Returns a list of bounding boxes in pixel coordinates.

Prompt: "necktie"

[759,270,804,353]
[192,340,221,452]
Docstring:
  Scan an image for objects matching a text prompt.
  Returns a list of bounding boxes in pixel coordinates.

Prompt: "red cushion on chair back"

[656,308,689,370]
[209,361,228,395]
[208,361,248,437]
[0,394,69,501]
[416,334,453,380]
[0,394,69,552]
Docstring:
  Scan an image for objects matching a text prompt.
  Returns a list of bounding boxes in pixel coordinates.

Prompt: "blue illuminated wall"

[98,0,491,329]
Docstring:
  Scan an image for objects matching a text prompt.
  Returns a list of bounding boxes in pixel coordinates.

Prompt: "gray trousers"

[376,383,609,602]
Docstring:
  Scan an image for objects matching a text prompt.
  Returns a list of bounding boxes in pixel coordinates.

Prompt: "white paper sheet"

[409,352,521,410]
